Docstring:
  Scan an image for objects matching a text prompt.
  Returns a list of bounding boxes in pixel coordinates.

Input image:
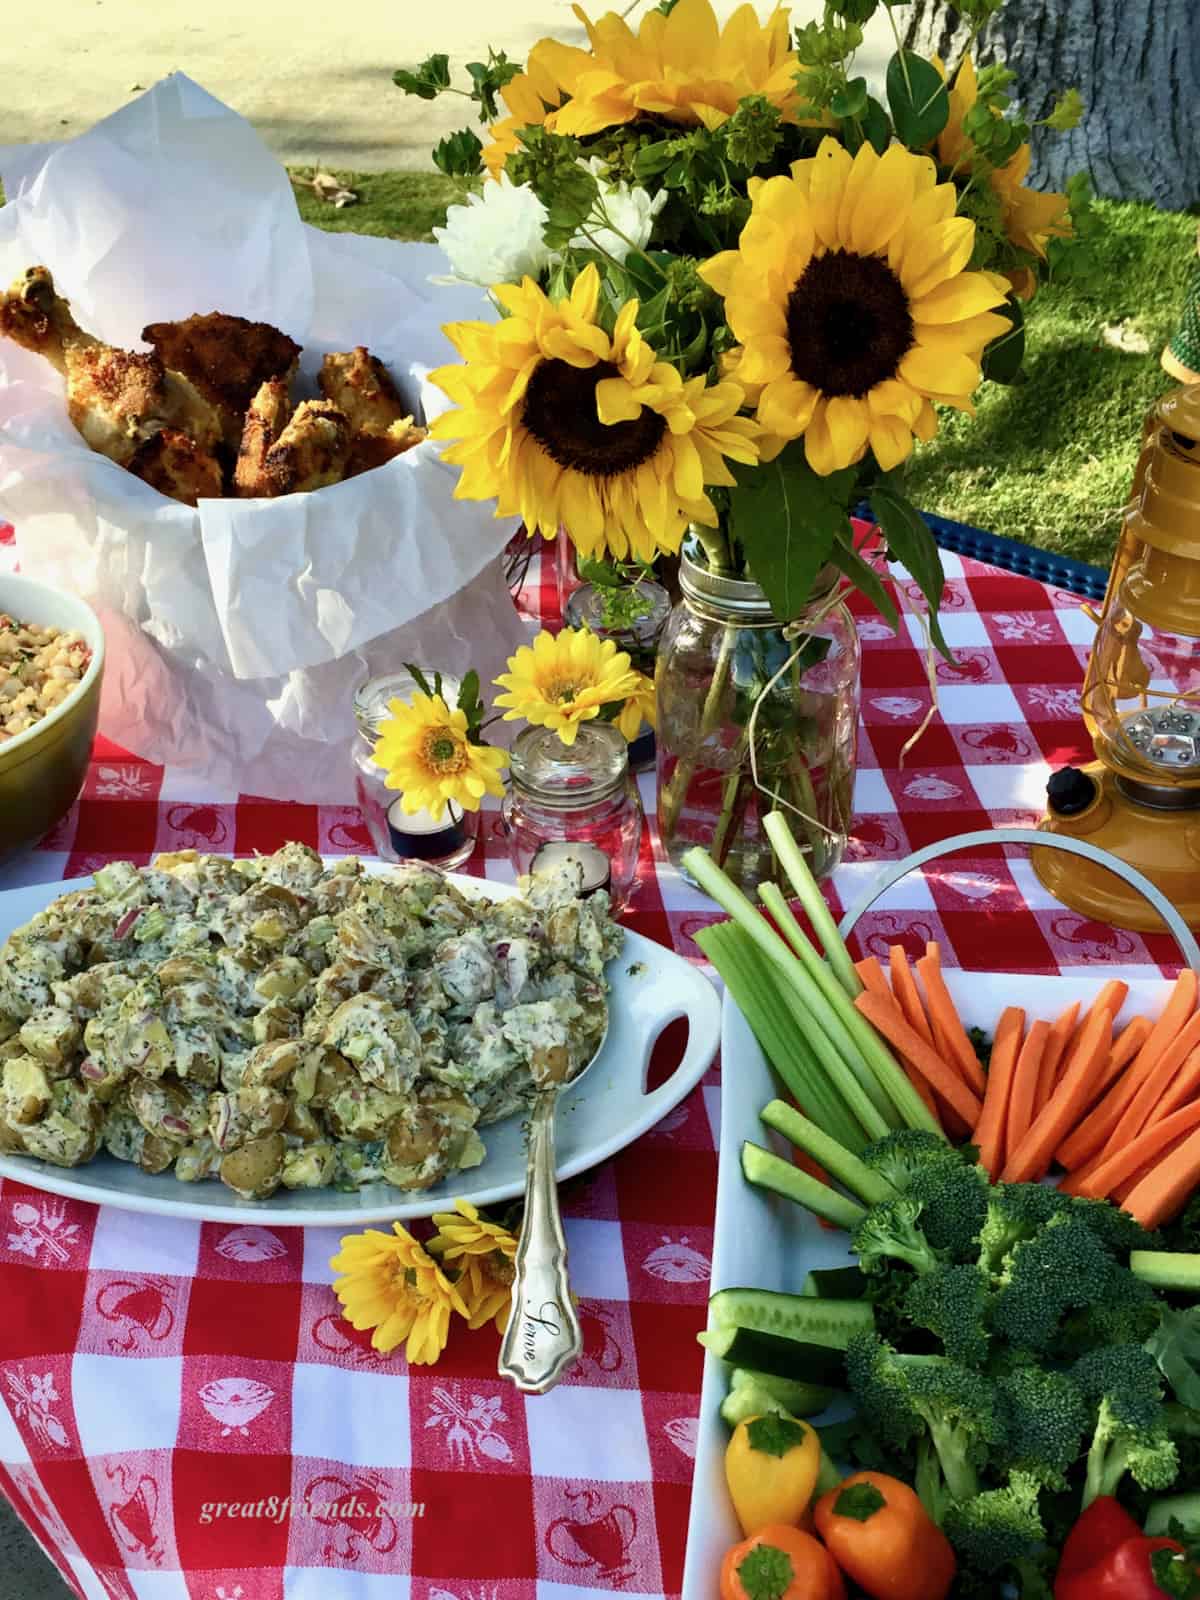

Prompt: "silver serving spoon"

[497,1021,608,1395]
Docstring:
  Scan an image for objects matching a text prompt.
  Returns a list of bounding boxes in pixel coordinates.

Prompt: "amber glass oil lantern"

[1035,386,1200,930]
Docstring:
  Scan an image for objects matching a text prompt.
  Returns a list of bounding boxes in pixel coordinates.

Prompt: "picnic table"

[0,527,1180,1600]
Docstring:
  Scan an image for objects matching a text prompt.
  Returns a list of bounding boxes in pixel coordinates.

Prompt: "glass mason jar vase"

[501,722,644,912]
[656,550,861,890]
[351,672,480,871]
[565,578,672,773]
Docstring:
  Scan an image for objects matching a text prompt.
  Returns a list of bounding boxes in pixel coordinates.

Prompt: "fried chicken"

[233,379,294,497]
[236,394,351,497]
[142,312,301,448]
[1,266,222,467]
[127,428,223,506]
[318,347,408,436]
[345,416,427,479]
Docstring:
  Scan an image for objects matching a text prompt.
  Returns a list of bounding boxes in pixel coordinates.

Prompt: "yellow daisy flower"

[371,691,508,822]
[429,263,760,564]
[938,56,1071,294]
[698,136,1011,476]
[428,1199,518,1334]
[615,672,656,742]
[494,626,641,746]
[330,1222,468,1363]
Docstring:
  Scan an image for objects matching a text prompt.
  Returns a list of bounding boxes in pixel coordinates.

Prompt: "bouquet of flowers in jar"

[396,0,1086,886]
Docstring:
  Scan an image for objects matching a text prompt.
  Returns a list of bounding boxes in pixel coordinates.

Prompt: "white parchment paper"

[0,75,528,801]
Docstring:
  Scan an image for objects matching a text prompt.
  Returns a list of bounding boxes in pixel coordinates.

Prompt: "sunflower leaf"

[982,292,1027,384]
[403,663,435,699]
[867,487,951,657]
[885,51,949,148]
[727,446,855,620]
[842,95,892,156]
[433,129,484,179]
[828,526,899,634]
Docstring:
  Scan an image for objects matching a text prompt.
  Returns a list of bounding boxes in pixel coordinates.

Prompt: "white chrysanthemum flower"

[572,158,668,265]
[432,173,555,289]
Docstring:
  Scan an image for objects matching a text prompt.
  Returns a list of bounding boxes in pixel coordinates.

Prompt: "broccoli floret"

[860,1128,961,1191]
[976,1183,1074,1282]
[994,1368,1091,1490]
[1161,1191,1200,1254]
[904,1263,991,1368]
[1068,1193,1159,1257]
[858,1131,990,1258]
[851,1196,943,1278]
[1057,1262,1162,1354]
[1073,1344,1180,1506]
[944,1471,1046,1576]
[844,1332,1001,1504]
[990,1213,1121,1352]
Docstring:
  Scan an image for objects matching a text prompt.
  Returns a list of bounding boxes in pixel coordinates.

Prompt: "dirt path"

[3,0,891,169]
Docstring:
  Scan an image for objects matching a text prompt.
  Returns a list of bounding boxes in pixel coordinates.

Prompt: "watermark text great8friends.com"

[199,1496,425,1525]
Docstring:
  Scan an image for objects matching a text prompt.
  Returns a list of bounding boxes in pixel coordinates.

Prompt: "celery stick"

[760,1099,897,1206]
[741,1140,867,1230]
[684,847,893,1143]
[763,810,860,997]
[758,881,942,1137]
[697,924,867,1152]
[759,883,897,1128]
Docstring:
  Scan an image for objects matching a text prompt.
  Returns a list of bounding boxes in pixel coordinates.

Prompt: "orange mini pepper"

[720,1524,846,1600]
[813,1472,955,1600]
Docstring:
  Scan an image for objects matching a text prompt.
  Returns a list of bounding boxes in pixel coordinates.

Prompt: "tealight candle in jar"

[351,673,479,871]
[501,722,643,912]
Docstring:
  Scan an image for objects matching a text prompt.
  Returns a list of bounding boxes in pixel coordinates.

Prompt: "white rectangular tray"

[681,969,1170,1600]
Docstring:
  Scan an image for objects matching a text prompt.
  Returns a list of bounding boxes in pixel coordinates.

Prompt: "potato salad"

[0,847,621,1200]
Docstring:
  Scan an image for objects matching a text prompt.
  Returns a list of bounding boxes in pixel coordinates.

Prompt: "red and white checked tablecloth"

[0,526,1182,1600]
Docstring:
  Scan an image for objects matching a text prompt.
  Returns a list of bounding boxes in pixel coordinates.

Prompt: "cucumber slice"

[709,1287,874,1350]
[802,1266,868,1301]
[719,1368,833,1426]
[699,1325,847,1388]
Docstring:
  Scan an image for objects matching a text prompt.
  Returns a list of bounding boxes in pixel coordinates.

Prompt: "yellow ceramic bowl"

[0,576,105,858]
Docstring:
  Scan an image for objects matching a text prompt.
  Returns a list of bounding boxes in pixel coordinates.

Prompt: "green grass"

[292,177,1196,570]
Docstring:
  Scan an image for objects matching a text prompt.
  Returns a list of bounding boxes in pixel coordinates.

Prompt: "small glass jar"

[656,548,861,890]
[352,672,479,871]
[565,578,671,773]
[501,722,644,911]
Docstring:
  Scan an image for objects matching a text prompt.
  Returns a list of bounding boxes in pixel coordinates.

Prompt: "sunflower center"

[422,730,469,775]
[522,358,667,477]
[786,249,914,399]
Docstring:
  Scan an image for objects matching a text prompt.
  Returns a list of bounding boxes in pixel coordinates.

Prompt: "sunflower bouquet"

[396,0,1084,882]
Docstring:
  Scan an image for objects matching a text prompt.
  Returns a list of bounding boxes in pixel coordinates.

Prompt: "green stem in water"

[658,615,737,841]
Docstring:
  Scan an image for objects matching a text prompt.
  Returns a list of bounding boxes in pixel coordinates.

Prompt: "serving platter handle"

[836,827,1200,974]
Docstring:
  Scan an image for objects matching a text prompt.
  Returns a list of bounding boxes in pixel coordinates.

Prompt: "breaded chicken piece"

[345,416,427,479]
[0,266,96,373]
[234,378,294,497]
[127,428,223,506]
[318,347,408,436]
[142,312,300,448]
[237,397,350,498]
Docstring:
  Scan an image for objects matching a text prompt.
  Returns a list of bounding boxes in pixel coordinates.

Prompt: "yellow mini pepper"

[725,1412,821,1536]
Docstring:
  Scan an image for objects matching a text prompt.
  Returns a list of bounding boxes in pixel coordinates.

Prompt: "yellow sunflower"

[699,136,1011,475]
[938,56,1071,294]
[428,1199,518,1333]
[494,626,641,746]
[330,1222,468,1362]
[615,673,656,741]
[429,263,761,564]
[371,692,508,821]
[482,39,569,180]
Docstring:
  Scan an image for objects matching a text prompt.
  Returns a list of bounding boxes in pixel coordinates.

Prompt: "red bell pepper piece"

[1055,1530,1192,1600]
[1056,1496,1143,1582]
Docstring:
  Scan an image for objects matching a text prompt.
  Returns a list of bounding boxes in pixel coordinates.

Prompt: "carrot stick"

[1073,1101,1200,1200]
[1001,1005,1113,1184]
[1112,1124,1200,1204]
[1057,976,1199,1169]
[854,957,891,999]
[1033,1003,1079,1119]
[1123,1121,1200,1228]
[901,1060,941,1123]
[973,1007,1026,1180]
[889,946,934,1046]
[1090,1015,1153,1102]
[1096,1008,1200,1160]
[853,991,983,1129]
[1005,1020,1051,1157]
[916,944,987,1097]
[1156,1044,1200,1123]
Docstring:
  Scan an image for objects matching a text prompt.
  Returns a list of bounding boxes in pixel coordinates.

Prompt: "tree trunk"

[904,0,1200,210]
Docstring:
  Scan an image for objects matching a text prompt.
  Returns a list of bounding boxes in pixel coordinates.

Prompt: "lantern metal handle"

[837,827,1200,975]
